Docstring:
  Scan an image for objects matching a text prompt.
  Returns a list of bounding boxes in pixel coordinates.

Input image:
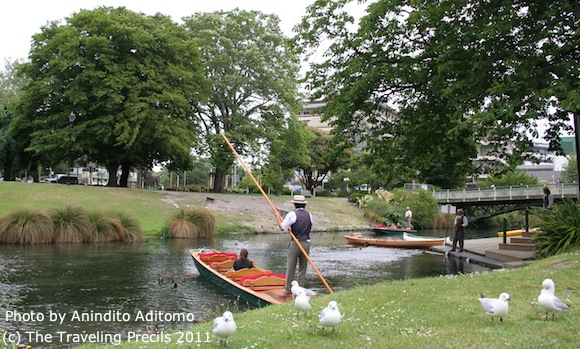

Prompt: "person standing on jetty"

[279,195,313,295]
[451,209,469,252]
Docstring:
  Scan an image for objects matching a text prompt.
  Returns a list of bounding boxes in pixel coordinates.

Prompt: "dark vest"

[291,209,312,241]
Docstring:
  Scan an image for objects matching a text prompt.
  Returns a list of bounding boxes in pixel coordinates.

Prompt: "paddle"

[221,132,334,294]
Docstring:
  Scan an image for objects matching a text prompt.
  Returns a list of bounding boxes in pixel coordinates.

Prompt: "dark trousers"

[285,240,310,293]
[453,228,464,250]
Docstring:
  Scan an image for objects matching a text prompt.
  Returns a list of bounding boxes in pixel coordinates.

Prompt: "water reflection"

[0,231,491,348]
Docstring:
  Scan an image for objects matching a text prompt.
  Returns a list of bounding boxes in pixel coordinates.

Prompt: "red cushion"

[239,273,286,285]
[200,252,237,261]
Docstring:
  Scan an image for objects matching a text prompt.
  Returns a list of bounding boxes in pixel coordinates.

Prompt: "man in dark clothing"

[280,195,313,294]
[451,209,469,252]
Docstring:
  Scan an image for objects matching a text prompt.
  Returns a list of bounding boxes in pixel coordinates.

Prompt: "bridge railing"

[433,183,578,203]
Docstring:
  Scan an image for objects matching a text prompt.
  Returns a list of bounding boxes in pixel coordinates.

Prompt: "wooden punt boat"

[497,227,540,237]
[403,232,452,245]
[372,225,417,234]
[189,249,289,307]
[345,234,447,249]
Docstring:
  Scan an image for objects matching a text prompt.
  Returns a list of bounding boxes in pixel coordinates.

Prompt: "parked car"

[57,175,79,184]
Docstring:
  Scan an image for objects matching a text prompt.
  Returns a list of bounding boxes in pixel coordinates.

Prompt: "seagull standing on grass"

[538,278,571,320]
[479,292,510,322]
[291,280,317,299]
[294,289,312,316]
[319,300,342,331]
[212,311,237,346]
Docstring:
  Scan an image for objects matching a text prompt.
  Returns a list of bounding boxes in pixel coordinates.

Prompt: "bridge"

[432,183,578,221]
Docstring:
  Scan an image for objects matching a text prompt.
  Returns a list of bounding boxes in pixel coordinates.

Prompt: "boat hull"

[345,234,446,249]
[497,227,540,237]
[189,249,288,307]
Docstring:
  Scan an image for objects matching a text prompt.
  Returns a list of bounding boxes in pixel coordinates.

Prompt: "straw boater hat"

[291,195,308,204]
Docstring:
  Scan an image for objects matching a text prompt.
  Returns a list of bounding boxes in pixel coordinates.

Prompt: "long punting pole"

[221,132,333,293]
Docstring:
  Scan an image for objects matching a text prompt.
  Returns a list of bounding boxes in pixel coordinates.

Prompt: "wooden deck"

[431,236,536,269]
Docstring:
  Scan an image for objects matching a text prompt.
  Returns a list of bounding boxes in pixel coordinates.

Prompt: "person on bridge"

[451,209,469,252]
[543,187,554,209]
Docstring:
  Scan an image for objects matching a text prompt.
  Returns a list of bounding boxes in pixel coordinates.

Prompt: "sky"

[0,0,325,62]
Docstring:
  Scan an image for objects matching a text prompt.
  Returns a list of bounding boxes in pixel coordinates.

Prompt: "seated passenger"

[233,248,253,271]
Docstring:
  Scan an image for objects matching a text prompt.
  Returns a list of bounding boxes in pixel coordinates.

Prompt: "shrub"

[531,200,580,257]
[168,208,216,238]
[51,206,92,243]
[392,188,439,229]
[0,209,54,244]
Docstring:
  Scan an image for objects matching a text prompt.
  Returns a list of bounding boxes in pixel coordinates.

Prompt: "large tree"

[0,60,26,181]
[294,0,579,188]
[12,7,206,186]
[262,117,311,194]
[296,127,351,192]
[182,9,301,192]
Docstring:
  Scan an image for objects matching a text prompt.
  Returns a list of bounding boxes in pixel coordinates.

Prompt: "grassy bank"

[0,182,367,235]
[77,248,578,349]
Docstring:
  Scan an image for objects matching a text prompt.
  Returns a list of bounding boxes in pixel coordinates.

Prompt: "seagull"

[538,278,571,320]
[294,289,312,316]
[319,300,342,332]
[291,280,317,299]
[479,292,510,322]
[212,311,237,346]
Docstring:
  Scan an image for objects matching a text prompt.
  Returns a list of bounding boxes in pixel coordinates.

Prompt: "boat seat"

[240,273,286,291]
[225,267,272,282]
[200,252,237,264]
[210,259,234,273]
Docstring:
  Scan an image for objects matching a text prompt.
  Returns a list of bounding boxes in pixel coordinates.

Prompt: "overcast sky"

[0,0,328,62]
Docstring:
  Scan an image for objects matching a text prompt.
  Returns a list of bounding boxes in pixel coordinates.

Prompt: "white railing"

[433,183,578,203]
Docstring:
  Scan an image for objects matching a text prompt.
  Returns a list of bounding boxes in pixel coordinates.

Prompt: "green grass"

[0,182,366,236]
[77,248,579,349]
[0,182,173,235]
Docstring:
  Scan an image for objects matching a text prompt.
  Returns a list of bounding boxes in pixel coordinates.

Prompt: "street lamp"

[67,112,76,185]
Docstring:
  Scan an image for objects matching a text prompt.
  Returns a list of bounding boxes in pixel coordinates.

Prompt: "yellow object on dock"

[497,227,540,238]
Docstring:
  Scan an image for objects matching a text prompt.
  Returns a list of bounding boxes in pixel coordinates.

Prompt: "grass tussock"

[113,212,144,241]
[87,211,125,242]
[168,208,215,238]
[0,205,143,244]
[51,206,92,243]
[0,209,54,244]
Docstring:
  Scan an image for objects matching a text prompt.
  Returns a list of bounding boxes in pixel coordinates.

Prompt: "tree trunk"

[213,169,226,193]
[106,164,119,187]
[119,162,131,187]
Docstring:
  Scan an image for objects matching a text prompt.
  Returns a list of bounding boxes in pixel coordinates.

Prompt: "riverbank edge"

[76,248,579,349]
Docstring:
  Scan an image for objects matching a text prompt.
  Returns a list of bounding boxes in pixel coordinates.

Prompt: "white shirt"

[405,210,412,218]
[280,209,314,231]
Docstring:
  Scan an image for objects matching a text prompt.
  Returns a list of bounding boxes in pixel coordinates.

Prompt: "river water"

[0,229,493,348]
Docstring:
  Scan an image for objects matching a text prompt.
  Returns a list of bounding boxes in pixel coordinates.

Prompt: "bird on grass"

[294,289,312,316]
[479,292,510,322]
[538,278,571,320]
[291,280,317,299]
[212,311,237,346]
[319,300,342,332]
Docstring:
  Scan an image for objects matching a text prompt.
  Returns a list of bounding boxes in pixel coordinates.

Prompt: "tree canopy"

[182,9,301,192]
[12,7,206,186]
[294,0,579,188]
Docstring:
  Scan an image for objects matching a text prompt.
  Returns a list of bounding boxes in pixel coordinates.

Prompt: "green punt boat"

[189,249,289,307]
